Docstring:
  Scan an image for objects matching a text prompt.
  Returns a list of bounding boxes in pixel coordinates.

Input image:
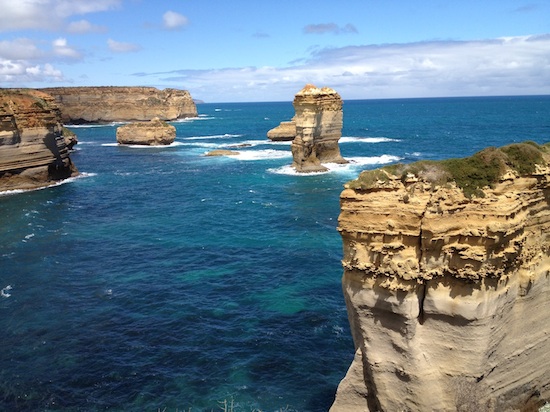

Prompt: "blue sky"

[1,0,549,102]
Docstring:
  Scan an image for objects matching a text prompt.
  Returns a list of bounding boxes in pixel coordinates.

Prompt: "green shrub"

[346,141,548,198]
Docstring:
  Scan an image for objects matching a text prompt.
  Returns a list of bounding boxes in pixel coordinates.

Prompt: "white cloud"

[163,11,189,30]
[107,38,141,53]
[0,38,43,60]
[52,37,81,59]
[67,19,107,33]
[0,58,63,83]
[303,23,358,35]
[0,0,120,31]
[148,34,550,102]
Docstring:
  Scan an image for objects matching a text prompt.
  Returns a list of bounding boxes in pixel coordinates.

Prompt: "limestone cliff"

[267,84,347,172]
[116,117,176,146]
[331,143,550,412]
[0,89,78,191]
[41,86,197,124]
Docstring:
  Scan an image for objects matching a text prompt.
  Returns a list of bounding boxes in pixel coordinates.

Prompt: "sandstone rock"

[204,149,240,157]
[268,84,347,172]
[0,89,78,191]
[331,143,550,412]
[267,120,296,141]
[41,86,197,123]
[116,118,176,146]
[292,84,347,172]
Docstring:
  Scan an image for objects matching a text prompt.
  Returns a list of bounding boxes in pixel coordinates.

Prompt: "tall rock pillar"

[291,84,347,173]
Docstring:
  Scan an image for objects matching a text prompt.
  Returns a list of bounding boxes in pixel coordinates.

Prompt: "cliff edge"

[0,89,78,192]
[41,86,197,124]
[331,142,550,412]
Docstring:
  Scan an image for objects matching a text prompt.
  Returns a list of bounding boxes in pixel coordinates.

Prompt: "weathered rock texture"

[41,86,197,124]
[116,117,176,146]
[331,143,550,412]
[267,120,296,141]
[268,84,347,172]
[0,89,78,191]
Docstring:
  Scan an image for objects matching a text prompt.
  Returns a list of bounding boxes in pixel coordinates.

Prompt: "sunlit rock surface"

[0,89,78,191]
[331,143,550,412]
[41,86,197,124]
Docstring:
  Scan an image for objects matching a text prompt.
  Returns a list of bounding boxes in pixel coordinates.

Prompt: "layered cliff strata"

[41,86,197,124]
[116,117,176,146]
[0,89,78,191]
[267,84,347,172]
[331,143,550,412]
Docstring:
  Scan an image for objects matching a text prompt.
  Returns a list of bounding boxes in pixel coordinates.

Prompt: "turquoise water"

[1,96,549,411]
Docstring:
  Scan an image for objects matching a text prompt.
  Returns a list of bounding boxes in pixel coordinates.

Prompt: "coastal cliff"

[0,89,78,191]
[331,143,550,412]
[41,86,197,124]
[267,84,347,172]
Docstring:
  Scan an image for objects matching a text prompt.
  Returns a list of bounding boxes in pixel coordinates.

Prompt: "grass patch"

[347,141,548,198]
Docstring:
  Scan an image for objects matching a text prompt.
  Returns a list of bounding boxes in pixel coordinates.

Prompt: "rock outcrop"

[0,89,78,191]
[116,117,176,146]
[268,84,347,172]
[331,143,550,412]
[41,86,197,124]
[267,120,296,141]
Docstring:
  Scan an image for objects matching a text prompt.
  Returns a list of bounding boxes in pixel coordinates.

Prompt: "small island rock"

[116,118,176,146]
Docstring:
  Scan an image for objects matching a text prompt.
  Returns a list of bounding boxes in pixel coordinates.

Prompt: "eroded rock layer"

[41,86,197,123]
[267,84,347,172]
[331,143,550,412]
[292,84,347,172]
[116,117,176,146]
[0,89,78,191]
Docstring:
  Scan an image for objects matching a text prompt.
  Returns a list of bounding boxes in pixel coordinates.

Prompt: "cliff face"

[0,89,78,191]
[41,86,197,123]
[331,143,550,412]
[116,118,176,145]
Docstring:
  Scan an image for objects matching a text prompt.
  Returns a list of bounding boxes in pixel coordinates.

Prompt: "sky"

[0,0,549,102]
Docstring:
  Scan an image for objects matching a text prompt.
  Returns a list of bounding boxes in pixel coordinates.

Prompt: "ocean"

[1,96,549,411]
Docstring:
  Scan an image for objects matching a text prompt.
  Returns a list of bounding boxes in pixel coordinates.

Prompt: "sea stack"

[0,89,78,191]
[267,84,347,172]
[41,86,197,124]
[330,142,550,411]
[116,117,176,146]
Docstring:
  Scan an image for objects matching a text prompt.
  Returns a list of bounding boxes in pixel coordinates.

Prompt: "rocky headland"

[0,89,78,192]
[41,86,197,124]
[268,84,347,172]
[331,142,550,412]
[116,117,176,146]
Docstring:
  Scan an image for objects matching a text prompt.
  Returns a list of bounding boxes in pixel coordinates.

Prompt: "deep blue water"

[1,96,549,411]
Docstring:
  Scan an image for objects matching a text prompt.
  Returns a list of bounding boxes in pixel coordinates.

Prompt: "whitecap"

[346,155,402,165]
[172,116,215,122]
[0,172,97,197]
[183,134,242,140]
[101,142,185,148]
[230,149,293,161]
[340,136,400,144]
[268,155,400,176]
[1,285,12,298]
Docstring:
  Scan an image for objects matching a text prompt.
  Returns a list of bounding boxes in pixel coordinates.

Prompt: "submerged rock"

[116,118,176,146]
[0,89,78,191]
[331,142,550,412]
[204,149,240,157]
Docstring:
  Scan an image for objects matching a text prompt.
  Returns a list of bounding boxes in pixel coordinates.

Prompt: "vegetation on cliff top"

[347,141,549,198]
